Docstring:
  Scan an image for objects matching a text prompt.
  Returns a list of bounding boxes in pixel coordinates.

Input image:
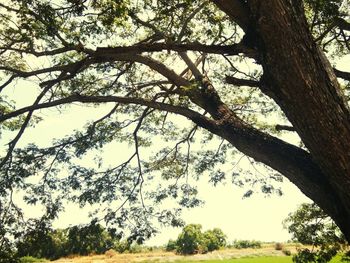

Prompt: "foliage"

[283,249,292,256]
[165,239,178,252]
[175,224,227,254]
[16,222,61,260]
[176,224,205,255]
[14,223,124,259]
[66,223,114,255]
[233,240,262,249]
[202,228,227,252]
[283,203,348,263]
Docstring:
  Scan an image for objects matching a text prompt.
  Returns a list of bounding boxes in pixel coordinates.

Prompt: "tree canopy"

[0,0,349,258]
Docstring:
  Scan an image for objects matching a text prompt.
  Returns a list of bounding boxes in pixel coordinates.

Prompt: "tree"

[16,221,59,260]
[174,224,226,254]
[202,228,227,252]
[0,0,350,252]
[283,203,348,262]
[66,223,114,255]
[176,224,204,254]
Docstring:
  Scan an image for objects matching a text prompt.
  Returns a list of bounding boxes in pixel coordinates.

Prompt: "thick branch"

[95,42,256,58]
[334,68,350,81]
[0,95,216,130]
[275,124,295,132]
[225,76,259,87]
[210,0,250,31]
[335,17,350,32]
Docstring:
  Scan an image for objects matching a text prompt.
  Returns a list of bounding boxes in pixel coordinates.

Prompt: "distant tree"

[202,228,227,252]
[66,223,114,255]
[175,224,226,254]
[176,224,204,255]
[283,203,348,262]
[16,222,58,260]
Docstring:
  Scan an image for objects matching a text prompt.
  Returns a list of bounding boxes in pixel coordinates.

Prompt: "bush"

[275,242,283,250]
[128,243,144,253]
[282,249,292,256]
[113,240,130,253]
[165,239,177,251]
[233,240,262,249]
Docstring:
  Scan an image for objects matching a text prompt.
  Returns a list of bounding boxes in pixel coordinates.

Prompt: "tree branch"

[225,76,260,87]
[334,68,350,81]
[95,42,257,58]
[210,0,250,31]
[275,124,295,132]
[0,94,217,129]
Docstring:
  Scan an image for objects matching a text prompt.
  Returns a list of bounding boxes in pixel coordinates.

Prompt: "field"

[52,244,344,263]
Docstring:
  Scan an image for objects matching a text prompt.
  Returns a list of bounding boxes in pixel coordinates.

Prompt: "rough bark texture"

[212,0,350,240]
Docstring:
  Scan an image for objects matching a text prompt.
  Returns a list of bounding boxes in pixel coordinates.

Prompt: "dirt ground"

[53,244,301,263]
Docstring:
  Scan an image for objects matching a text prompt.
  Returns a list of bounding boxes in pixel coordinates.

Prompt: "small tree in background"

[203,228,227,252]
[66,223,114,255]
[283,203,348,263]
[16,222,60,260]
[176,224,204,254]
[175,224,226,254]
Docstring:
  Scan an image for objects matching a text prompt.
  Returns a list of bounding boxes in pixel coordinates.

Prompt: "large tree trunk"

[213,0,350,240]
[248,0,350,240]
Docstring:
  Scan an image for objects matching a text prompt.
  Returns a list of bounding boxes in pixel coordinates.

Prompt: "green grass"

[142,255,344,263]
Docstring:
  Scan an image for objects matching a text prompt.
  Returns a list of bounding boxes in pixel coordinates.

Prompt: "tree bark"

[213,0,350,240]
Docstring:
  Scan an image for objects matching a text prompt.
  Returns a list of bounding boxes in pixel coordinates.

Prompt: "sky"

[1,51,349,247]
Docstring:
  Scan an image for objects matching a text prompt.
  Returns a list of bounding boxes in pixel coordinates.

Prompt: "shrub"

[165,239,177,251]
[282,249,292,256]
[275,242,283,250]
[128,243,144,253]
[233,240,262,249]
[113,240,130,253]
